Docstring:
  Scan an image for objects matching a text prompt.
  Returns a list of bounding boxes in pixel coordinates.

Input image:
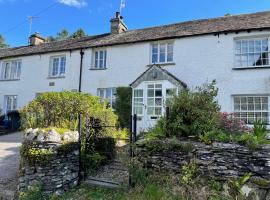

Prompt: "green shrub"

[181,161,198,185]
[114,87,132,129]
[19,184,47,200]
[148,81,220,138]
[208,180,223,192]
[20,142,54,166]
[20,92,117,136]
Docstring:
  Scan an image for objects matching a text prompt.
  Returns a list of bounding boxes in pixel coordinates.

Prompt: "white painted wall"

[0,30,270,122]
[0,50,82,112]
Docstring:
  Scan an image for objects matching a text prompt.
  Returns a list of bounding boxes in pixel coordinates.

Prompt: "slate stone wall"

[19,129,80,195]
[135,140,270,199]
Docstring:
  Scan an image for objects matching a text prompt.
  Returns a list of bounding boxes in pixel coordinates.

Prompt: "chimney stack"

[110,12,128,34]
[29,32,45,46]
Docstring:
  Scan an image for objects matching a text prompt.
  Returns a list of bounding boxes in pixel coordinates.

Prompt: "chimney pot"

[110,12,128,34]
[29,32,45,46]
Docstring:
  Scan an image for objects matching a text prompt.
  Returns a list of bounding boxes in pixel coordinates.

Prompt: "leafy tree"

[46,36,56,42]
[71,28,86,39]
[56,29,69,40]
[0,34,9,49]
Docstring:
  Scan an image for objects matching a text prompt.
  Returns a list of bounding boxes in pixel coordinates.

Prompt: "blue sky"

[0,0,269,47]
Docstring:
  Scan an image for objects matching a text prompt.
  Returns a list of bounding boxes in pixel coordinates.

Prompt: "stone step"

[85,178,121,189]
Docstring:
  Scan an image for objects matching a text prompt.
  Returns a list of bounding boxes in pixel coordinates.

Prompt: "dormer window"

[1,60,21,80]
[235,38,269,68]
[93,50,107,69]
[151,42,173,64]
[49,55,66,78]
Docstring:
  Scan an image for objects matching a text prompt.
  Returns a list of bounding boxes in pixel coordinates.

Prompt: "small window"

[235,38,269,68]
[93,50,107,69]
[1,60,21,80]
[233,96,269,124]
[97,88,116,108]
[4,95,17,113]
[49,56,66,77]
[151,42,174,64]
[133,89,144,116]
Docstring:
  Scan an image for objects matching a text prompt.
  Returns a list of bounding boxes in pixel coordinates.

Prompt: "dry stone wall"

[135,140,270,199]
[19,129,80,195]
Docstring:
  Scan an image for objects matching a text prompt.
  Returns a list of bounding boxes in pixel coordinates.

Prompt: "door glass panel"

[147,98,154,106]
[155,90,162,97]
[155,98,162,106]
[147,107,154,115]
[148,89,154,97]
[147,83,163,117]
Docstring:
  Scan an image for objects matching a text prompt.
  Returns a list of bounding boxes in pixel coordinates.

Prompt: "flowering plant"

[219,112,250,133]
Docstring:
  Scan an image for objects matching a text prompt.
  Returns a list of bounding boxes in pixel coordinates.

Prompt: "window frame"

[146,83,163,117]
[49,55,66,78]
[1,60,22,81]
[97,88,116,108]
[233,95,269,125]
[4,95,18,114]
[234,37,270,69]
[150,42,174,64]
[93,50,107,69]
[133,89,144,116]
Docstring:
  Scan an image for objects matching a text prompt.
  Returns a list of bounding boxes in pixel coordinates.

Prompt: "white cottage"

[1,11,270,132]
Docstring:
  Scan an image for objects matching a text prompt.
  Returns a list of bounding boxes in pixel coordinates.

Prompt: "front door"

[144,83,163,129]
[132,81,177,133]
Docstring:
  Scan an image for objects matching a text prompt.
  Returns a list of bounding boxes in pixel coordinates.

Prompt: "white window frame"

[151,42,174,64]
[1,60,22,80]
[49,55,66,77]
[93,50,107,69]
[233,95,269,125]
[133,89,144,116]
[4,95,18,113]
[97,88,116,108]
[234,37,270,68]
[146,83,163,117]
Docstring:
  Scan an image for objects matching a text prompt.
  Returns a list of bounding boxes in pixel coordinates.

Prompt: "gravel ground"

[0,132,21,200]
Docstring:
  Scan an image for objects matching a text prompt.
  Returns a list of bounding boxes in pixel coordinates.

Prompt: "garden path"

[0,132,21,200]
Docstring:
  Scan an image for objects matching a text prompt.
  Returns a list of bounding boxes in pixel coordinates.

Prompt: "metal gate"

[79,114,138,188]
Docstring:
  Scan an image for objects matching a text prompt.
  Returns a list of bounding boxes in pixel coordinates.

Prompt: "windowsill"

[147,62,176,67]
[233,66,270,70]
[0,79,20,82]
[89,68,107,70]
[47,76,65,79]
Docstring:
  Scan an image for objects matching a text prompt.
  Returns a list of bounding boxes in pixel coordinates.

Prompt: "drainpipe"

[79,49,85,92]
[78,49,84,183]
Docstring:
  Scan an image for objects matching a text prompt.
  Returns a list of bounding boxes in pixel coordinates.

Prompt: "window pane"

[95,52,99,68]
[106,88,112,98]
[104,51,107,68]
[159,44,166,63]
[155,98,162,106]
[134,90,143,97]
[155,107,162,116]
[60,57,66,75]
[235,41,241,54]
[147,98,154,106]
[155,89,162,97]
[167,43,173,62]
[147,107,154,115]
[148,89,154,97]
[99,51,104,68]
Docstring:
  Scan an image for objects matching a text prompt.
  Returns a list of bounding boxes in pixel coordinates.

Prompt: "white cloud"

[58,0,87,8]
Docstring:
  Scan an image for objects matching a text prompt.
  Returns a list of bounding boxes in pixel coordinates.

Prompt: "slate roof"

[1,10,270,59]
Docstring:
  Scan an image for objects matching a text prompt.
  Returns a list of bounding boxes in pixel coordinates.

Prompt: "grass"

[51,183,184,200]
